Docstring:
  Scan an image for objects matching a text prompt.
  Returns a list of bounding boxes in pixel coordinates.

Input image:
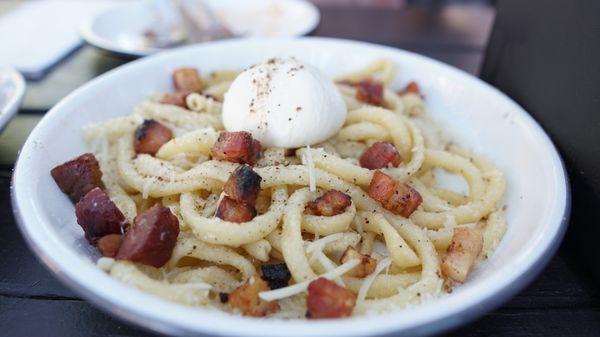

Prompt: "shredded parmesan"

[316,251,336,272]
[308,249,320,264]
[258,259,360,301]
[357,257,392,301]
[305,145,316,192]
[315,251,345,286]
[306,232,344,254]
[142,178,153,199]
[212,192,226,218]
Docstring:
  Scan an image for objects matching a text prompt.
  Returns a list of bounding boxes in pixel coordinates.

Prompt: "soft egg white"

[222,58,346,148]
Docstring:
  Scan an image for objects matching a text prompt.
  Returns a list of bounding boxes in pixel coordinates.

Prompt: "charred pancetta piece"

[134,119,173,155]
[340,247,377,278]
[172,68,204,93]
[261,263,291,290]
[211,131,262,165]
[51,153,104,203]
[216,196,257,223]
[97,234,123,258]
[355,80,385,107]
[398,81,422,96]
[306,278,356,319]
[160,91,190,108]
[359,141,402,169]
[75,187,127,244]
[223,165,262,206]
[368,171,422,218]
[441,227,483,283]
[229,277,280,317]
[116,204,179,268]
[306,190,352,216]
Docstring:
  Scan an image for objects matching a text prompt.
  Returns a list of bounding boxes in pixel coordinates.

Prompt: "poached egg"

[222,58,346,148]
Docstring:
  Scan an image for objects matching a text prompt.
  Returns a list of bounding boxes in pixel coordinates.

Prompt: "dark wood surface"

[1,3,599,337]
[481,0,600,282]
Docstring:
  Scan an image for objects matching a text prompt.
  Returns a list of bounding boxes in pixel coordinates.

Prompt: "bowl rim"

[11,37,571,337]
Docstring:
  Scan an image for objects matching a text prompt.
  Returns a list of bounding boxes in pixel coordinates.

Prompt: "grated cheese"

[305,145,316,192]
[142,178,153,199]
[315,251,345,287]
[212,192,227,218]
[305,232,344,254]
[258,259,360,301]
[357,257,392,302]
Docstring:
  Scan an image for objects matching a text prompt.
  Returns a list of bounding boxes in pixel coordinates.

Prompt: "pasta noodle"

[83,59,507,317]
[180,187,287,247]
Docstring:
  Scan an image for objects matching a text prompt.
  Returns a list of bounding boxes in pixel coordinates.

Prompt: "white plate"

[12,38,570,337]
[80,0,320,58]
[0,67,25,132]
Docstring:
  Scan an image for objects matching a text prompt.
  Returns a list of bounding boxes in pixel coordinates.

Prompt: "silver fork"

[146,0,235,49]
[177,0,235,43]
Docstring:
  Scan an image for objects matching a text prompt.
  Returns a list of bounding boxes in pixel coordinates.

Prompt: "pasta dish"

[50,58,506,318]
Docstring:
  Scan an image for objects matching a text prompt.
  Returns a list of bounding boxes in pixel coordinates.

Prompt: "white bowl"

[12,38,570,337]
[0,66,25,132]
[80,0,320,58]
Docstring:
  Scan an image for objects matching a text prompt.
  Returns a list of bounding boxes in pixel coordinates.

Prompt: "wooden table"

[1,4,598,337]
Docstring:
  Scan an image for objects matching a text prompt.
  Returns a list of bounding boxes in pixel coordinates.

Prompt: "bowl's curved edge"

[10,36,572,337]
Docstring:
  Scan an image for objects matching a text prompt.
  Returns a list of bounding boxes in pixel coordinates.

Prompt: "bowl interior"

[12,38,568,337]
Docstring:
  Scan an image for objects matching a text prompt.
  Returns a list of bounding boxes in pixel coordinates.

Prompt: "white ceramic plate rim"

[0,66,25,131]
[12,37,570,337]
[79,0,320,58]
